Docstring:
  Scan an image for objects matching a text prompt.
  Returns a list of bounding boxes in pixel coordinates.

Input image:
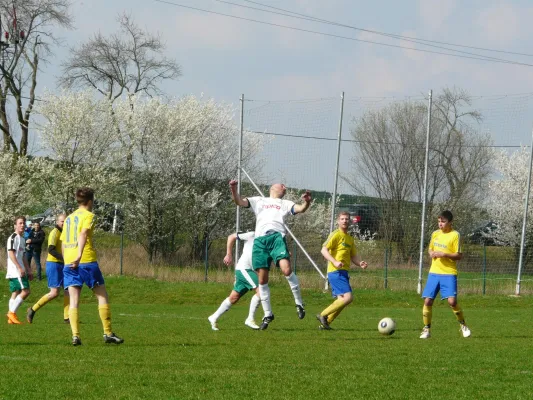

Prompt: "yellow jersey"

[323,229,356,273]
[46,227,63,263]
[60,208,97,264]
[429,229,462,275]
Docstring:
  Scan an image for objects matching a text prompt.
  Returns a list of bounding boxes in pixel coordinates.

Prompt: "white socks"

[248,294,261,321]
[210,298,232,321]
[259,284,273,317]
[9,295,24,313]
[285,272,303,306]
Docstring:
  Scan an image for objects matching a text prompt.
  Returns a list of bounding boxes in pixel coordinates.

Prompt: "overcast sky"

[35,0,533,191]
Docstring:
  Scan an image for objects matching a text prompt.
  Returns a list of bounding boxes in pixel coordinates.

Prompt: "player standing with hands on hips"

[230,180,312,330]
[420,210,471,339]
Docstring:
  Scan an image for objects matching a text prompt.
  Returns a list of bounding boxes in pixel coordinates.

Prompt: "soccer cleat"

[72,336,82,346]
[419,327,431,339]
[6,312,22,325]
[104,333,124,344]
[296,305,306,320]
[26,307,35,324]
[316,314,331,330]
[319,324,334,330]
[460,324,471,338]
[208,315,219,331]
[64,318,70,324]
[244,318,260,330]
[259,314,275,330]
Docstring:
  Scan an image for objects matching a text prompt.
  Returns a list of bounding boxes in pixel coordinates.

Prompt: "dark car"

[467,221,500,245]
[337,204,380,238]
[29,207,58,227]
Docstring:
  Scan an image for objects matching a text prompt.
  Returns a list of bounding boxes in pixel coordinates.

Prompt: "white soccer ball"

[378,317,396,335]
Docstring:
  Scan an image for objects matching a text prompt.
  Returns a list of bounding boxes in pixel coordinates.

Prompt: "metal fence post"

[418,90,433,294]
[384,247,389,289]
[482,243,487,295]
[235,94,244,262]
[120,228,124,276]
[204,235,209,283]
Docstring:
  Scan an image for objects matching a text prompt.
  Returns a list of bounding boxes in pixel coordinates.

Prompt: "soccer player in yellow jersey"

[60,187,123,346]
[27,214,71,324]
[420,210,471,339]
[316,211,368,330]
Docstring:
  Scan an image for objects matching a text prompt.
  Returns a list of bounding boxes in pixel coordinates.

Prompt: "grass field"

[1,277,532,400]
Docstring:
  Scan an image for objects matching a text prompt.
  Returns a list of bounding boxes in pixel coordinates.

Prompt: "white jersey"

[247,196,296,237]
[6,233,26,279]
[235,231,254,271]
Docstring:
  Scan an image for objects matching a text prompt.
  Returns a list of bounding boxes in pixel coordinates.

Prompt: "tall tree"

[59,13,181,101]
[0,0,73,155]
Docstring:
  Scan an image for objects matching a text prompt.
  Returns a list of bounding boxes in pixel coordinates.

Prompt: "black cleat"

[26,307,35,324]
[259,314,275,330]
[296,305,306,320]
[64,318,70,324]
[316,314,331,330]
[72,336,82,346]
[104,333,124,344]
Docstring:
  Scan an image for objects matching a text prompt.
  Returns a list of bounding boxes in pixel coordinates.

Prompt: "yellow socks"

[69,308,80,337]
[450,304,465,324]
[321,298,346,322]
[423,305,432,327]
[63,295,70,320]
[98,304,113,335]
[327,305,346,324]
[32,294,52,312]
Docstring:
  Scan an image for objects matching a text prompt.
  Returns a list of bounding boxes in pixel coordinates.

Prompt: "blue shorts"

[328,270,352,297]
[63,262,105,289]
[46,261,65,288]
[422,273,457,300]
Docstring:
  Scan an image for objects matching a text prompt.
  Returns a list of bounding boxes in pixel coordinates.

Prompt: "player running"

[27,214,70,324]
[230,180,312,330]
[208,231,261,331]
[317,211,368,330]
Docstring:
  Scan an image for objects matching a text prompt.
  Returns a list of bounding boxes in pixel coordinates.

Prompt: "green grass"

[1,277,532,400]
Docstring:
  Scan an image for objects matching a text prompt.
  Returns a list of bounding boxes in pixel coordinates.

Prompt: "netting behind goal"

[240,91,533,295]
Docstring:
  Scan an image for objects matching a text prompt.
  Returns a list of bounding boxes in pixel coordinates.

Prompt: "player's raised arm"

[293,190,312,214]
[229,179,249,207]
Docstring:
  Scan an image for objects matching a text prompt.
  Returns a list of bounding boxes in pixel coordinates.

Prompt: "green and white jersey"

[6,233,25,279]
[246,196,295,237]
[235,231,255,271]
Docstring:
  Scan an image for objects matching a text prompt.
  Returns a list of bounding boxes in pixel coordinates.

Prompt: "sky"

[29,0,533,191]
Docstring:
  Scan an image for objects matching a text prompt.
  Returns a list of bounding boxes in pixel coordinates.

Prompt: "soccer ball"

[378,317,396,335]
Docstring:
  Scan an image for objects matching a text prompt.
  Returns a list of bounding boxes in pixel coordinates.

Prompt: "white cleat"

[419,327,431,339]
[208,315,219,331]
[244,318,260,330]
[460,324,471,338]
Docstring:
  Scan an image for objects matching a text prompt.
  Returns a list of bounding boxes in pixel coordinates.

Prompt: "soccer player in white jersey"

[6,216,33,324]
[208,231,261,331]
[230,180,312,330]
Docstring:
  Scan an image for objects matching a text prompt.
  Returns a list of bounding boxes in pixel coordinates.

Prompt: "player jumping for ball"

[229,180,312,330]
[420,210,471,339]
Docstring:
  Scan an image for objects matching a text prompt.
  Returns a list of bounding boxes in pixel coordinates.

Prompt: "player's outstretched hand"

[360,261,368,270]
[229,179,238,188]
[302,190,312,202]
[333,260,344,269]
[223,254,233,266]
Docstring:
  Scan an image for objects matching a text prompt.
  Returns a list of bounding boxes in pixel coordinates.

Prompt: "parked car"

[29,207,57,227]
[467,221,499,245]
[337,204,380,238]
